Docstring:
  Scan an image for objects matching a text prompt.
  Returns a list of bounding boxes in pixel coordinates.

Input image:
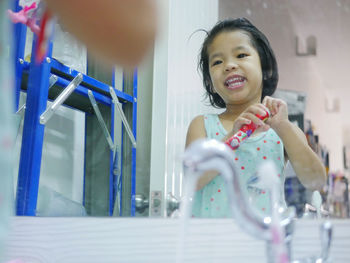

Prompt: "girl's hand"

[262,96,289,130]
[231,103,270,134]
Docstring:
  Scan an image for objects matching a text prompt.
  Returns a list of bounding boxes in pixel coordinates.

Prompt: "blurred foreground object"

[7,2,40,35]
[43,0,157,66]
[0,0,15,261]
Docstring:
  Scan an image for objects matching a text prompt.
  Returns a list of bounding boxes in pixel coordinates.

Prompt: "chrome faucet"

[182,139,294,262]
[292,221,333,263]
[181,139,332,263]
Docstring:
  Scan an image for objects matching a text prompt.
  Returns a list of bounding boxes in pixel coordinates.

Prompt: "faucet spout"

[182,139,272,240]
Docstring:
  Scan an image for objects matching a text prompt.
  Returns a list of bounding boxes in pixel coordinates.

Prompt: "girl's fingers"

[242,112,265,126]
[272,100,279,114]
[262,96,269,105]
[262,96,282,116]
[233,117,250,132]
[247,104,267,116]
[265,103,272,115]
[236,116,251,126]
[256,103,270,115]
[261,124,270,131]
[262,97,271,110]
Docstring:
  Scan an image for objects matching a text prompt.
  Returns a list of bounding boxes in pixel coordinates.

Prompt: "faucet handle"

[280,206,296,239]
[311,191,322,219]
[166,192,180,216]
[320,221,333,262]
[279,206,296,261]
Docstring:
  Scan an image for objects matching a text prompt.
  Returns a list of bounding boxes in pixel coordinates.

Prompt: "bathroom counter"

[3,217,350,263]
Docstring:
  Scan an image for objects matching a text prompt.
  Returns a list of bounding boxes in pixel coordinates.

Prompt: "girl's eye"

[237,53,248,58]
[212,60,222,66]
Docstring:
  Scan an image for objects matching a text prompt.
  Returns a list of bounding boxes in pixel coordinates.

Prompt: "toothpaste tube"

[225,109,270,150]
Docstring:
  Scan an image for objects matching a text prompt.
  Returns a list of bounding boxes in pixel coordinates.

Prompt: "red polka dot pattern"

[196,115,285,217]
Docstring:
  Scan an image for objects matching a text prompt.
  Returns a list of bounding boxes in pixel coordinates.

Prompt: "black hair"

[198,18,278,108]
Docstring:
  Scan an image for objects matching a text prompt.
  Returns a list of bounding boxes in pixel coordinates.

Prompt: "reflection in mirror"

[13,14,145,217]
[148,0,350,220]
[184,16,328,221]
[201,0,350,219]
[12,0,350,219]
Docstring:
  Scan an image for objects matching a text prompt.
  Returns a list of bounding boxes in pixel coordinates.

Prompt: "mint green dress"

[192,114,286,218]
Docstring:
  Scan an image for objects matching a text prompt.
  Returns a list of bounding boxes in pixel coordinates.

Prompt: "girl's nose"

[225,61,238,72]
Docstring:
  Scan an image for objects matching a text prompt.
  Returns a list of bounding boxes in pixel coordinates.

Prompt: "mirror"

[12,0,350,219]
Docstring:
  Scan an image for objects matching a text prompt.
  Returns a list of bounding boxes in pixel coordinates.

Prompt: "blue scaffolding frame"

[12,0,137,216]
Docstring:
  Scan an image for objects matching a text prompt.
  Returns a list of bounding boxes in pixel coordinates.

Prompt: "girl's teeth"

[228,81,244,88]
[226,77,245,85]
[228,77,242,83]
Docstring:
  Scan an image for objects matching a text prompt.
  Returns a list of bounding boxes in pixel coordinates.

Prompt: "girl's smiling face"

[208,30,263,106]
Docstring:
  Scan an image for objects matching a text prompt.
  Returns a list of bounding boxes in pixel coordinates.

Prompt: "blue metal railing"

[13,0,137,216]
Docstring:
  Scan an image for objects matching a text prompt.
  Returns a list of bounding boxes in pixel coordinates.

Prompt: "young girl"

[185,18,326,218]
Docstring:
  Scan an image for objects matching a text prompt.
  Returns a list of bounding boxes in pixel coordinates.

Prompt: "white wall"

[135,47,154,216]
[149,0,220,216]
[219,0,350,172]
